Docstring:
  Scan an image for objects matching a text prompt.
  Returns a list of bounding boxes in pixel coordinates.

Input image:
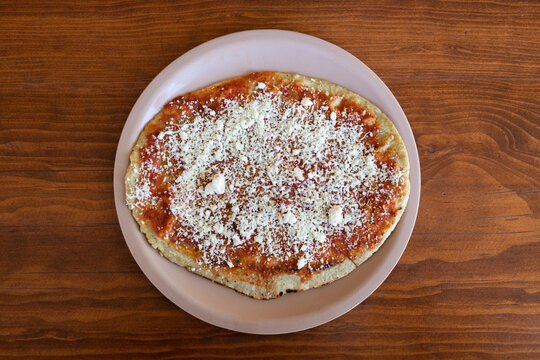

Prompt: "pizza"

[125,72,410,299]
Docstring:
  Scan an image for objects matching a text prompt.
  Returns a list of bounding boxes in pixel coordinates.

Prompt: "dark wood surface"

[1,1,539,358]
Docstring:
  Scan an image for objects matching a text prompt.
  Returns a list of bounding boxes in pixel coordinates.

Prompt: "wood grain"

[0,0,539,358]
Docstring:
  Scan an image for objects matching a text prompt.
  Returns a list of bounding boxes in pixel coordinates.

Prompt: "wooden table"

[1,1,539,358]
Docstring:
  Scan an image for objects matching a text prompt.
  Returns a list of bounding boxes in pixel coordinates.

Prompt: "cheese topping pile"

[127,81,406,270]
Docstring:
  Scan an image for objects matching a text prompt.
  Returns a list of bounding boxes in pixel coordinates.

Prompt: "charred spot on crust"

[279,291,284,296]
[286,289,297,293]
[318,262,338,271]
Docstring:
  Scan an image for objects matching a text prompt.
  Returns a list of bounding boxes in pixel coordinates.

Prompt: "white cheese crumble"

[204,173,226,195]
[126,83,406,270]
[293,167,305,181]
[328,205,343,226]
[313,231,326,243]
[283,211,297,224]
[301,97,313,107]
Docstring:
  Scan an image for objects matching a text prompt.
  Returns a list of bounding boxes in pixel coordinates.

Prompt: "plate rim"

[114,29,421,334]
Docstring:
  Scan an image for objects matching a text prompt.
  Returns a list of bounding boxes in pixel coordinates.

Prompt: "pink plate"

[114,30,420,334]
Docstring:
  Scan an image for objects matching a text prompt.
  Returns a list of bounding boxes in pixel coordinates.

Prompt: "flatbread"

[125,72,410,299]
